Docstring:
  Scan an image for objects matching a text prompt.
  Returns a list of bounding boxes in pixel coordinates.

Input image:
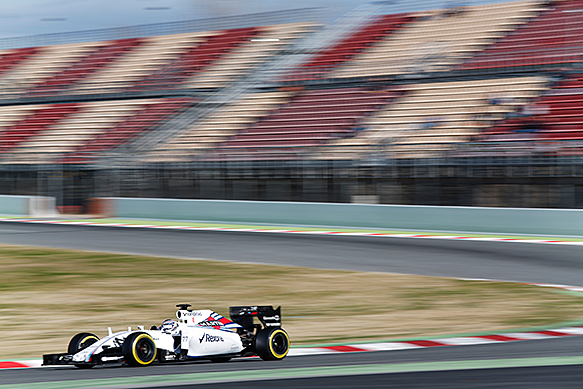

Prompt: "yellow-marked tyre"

[255,327,290,361]
[68,332,99,354]
[68,332,100,369]
[122,332,157,367]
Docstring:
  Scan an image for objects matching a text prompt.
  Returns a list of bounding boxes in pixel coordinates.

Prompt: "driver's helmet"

[161,319,179,334]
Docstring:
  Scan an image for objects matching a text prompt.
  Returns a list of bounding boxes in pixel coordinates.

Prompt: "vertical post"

[37,164,43,198]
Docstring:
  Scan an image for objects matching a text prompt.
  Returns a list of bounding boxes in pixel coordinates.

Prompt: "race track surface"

[0,221,581,388]
[0,222,581,286]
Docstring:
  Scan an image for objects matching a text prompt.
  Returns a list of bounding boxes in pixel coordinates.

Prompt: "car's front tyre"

[68,332,100,354]
[68,332,100,369]
[122,332,157,367]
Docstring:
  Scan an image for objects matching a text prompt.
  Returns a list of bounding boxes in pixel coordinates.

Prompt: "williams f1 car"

[43,304,289,368]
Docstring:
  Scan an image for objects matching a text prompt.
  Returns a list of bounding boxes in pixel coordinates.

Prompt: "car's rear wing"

[229,306,281,331]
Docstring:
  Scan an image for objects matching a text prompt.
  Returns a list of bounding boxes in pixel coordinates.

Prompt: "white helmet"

[161,319,179,334]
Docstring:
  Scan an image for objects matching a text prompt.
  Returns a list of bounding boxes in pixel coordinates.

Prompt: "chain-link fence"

[1,154,582,211]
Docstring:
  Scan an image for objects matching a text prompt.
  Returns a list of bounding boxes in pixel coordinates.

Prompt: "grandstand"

[0,0,582,210]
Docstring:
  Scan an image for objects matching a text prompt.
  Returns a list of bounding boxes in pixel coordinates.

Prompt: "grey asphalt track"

[0,221,581,388]
[160,365,583,389]
[2,337,582,387]
[0,222,581,286]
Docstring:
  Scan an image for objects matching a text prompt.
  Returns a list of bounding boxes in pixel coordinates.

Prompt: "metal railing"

[2,139,582,168]
[0,0,525,50]
[0,8,325,50]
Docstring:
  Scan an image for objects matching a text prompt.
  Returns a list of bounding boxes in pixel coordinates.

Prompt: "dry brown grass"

[1,245,582,358]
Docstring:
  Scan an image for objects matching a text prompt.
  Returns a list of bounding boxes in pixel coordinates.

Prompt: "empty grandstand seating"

[16,100,150,156]
[63,38,159,94]
[463,0,583,69]
[76,98,191,152]
[332,0,546,78]
[2,98,194,163]
[1,0,582,165]
[30,38,146,96]
[210,86,402,159]
[0,47,39,77]
[0,104,42,135]
[0,103,80,151]
[2,0,583,210]
[186,22,317,89]
[138,27,261,90]
[0,42,109,97]
[121,31,216,91]
[479,73,583,147]
[292,13,415,79]
[152,90,297,161]
[0,22,317,96]
[319,76,549,159]
[132,23,317,91]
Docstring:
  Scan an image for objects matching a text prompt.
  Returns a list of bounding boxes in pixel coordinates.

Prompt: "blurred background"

[0,0,582,213]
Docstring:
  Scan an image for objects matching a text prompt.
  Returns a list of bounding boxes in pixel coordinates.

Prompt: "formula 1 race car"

[43,304,289,368]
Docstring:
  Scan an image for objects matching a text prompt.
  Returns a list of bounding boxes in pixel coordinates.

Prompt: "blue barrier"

[110,198,583,237]
[0,195,59,216]
[0,195,29,216]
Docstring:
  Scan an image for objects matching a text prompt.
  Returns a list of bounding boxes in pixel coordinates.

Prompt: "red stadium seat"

[215,86,401,158]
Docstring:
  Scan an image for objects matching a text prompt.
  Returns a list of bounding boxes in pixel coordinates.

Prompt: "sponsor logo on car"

[199,333,224,343]
[177,310,203,318]
[198,320,224,327]
[181,311,203,317]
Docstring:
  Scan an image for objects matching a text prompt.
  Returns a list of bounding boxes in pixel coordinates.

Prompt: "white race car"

[43,304,289,368]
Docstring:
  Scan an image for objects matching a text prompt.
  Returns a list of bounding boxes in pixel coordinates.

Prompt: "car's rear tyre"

[122,332,157,367]
[255,327,289,361]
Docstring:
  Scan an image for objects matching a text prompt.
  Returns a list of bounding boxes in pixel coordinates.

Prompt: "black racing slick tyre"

[68,332,99,354]
[68,332,100,369]
[255,327,290,361]
[122,332,157,367]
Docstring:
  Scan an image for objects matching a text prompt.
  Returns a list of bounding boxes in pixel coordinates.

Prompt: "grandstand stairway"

[292,13,415,80]
[75,98,192,153]
[150,90,296,161]
[264,2,402,84]
[132,27,262,90]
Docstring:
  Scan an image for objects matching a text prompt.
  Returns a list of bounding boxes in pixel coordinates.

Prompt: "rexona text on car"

[43,304,290,368]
